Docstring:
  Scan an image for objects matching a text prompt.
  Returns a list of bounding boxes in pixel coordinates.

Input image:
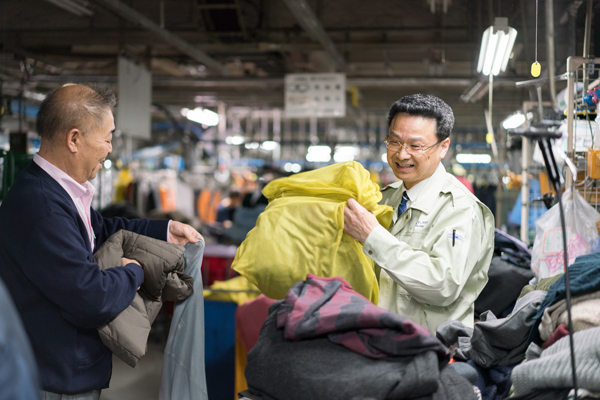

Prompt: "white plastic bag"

[531,188,600,279]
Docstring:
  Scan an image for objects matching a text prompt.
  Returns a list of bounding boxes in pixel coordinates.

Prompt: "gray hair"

[36,83,116,143]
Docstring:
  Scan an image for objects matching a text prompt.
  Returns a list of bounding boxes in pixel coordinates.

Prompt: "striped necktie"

[397,191,409,218]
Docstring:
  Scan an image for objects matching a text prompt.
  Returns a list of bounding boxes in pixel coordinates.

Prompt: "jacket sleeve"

[91,208,169,249]
[21,210,146,329]
[363,199,490,307]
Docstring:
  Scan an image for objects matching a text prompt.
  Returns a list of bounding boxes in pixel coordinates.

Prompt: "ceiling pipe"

[88,0,229,76]
[27,75,493,88]
[281,0,347,72]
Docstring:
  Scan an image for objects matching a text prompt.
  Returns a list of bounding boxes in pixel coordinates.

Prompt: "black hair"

[387,94,454,141]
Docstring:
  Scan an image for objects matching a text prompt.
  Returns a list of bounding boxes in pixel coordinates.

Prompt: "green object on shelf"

[0,150,33,201]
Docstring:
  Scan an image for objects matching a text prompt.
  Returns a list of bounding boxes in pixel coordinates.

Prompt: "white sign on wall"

[284,73,346,118]
[117,56,152,139]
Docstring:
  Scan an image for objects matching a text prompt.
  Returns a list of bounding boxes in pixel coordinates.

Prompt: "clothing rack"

[509,121,579,397]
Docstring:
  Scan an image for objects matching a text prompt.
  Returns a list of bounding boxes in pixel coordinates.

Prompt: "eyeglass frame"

[383,137,443,155]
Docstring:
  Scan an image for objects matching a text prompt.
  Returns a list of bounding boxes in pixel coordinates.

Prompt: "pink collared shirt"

[33,154,97,251]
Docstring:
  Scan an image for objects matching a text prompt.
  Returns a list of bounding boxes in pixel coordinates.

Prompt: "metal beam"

[26,75,524,89]
[88,0,229,75]
[281,0,347,71]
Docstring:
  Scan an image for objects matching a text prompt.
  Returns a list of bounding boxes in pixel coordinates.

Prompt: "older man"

[0,83,201,399]
[344,94,494,333]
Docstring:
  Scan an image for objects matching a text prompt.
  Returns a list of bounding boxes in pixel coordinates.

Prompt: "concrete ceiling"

[0,0,590,143]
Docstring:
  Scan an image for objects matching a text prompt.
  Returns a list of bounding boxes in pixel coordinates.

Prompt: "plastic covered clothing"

[530,188,600,279]
[160,240,208,400]
[232,161,393,303]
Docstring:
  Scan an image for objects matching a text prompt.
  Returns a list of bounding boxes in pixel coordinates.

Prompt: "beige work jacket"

[363,163,495,333]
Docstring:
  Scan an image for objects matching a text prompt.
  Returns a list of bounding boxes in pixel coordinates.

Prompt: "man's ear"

[66,129,81,154]
[439,138,450,158]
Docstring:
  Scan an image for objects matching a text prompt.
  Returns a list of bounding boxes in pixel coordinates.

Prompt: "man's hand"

[121,258,142,290]
[168,221,203,245]
[121,257,140,266]
[343,198,380,243]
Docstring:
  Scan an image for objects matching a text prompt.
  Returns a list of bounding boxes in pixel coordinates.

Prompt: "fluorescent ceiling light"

[477,18,517,76]
[183,107,219,126]
[225,136,245,145]
[45,0,93,16]
[306,145,331,162]
[456,154,492,164]
[284,163,302,173]
[333,146,360,162]
[502,113,526,130]
[244,142,260,149]
[261,141,279,151]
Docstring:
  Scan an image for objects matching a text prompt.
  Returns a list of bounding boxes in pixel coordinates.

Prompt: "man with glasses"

[344,94,494,333]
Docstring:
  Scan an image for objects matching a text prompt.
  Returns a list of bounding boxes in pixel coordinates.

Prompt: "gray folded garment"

[436,290,547,368]
[94,229,193,367]
[511,326,600,395]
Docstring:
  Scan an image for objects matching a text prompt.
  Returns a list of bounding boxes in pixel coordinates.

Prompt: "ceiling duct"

[89,0,230,76]
[281,0,347,72]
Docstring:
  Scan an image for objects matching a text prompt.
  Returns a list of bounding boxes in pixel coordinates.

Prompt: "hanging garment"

[246,300,477,400]
[160,241,208,400]
[94,230,193,367]
[232,161,393,303]
[277,274,450,361]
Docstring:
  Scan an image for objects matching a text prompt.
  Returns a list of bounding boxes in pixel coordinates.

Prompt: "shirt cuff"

[166,220,172,243]
[363,224,396,264]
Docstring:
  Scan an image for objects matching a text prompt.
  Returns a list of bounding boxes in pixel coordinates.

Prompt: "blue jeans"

[40,390,100,400]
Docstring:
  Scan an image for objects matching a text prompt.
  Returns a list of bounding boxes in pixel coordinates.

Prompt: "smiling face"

[387,112,450,189]
[78,109,114,183]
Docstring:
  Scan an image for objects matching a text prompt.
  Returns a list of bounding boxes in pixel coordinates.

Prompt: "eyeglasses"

[383,138,442,155]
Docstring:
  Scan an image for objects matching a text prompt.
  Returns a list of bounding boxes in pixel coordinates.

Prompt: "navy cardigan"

[0,162,169,394]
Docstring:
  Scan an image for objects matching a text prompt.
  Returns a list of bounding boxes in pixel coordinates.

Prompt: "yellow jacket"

[232,161,393,303]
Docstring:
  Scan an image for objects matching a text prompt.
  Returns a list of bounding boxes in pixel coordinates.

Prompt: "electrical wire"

[535,0,538,64]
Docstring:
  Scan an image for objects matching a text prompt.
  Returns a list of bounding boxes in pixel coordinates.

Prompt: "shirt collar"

[33,153,95,200]
[407,163,447,214]
[402,177,429,203]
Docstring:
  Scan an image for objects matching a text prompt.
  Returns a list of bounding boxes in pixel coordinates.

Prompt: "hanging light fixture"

[501,112,527,130]
[477,17,518,76]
